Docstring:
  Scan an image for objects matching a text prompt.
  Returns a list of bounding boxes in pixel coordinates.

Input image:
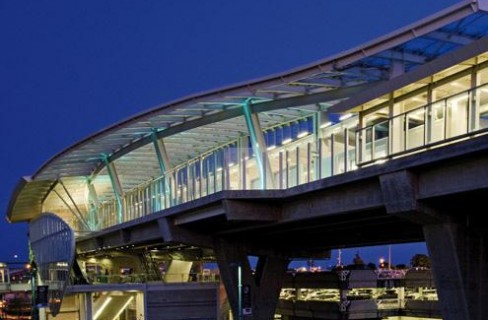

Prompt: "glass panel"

[345,128,356,170]
[359,127,373,163]
[293,138,314,185]
[434,74,471,101]
[399,92,427,113]
[373,120,389,160]
[446,93,469,138]
[268,147,281,188]
[478,85,488,130]
[287,147,298,187]
[333,130,346,174]
[214,151,224,192]
[248,156,261,190]
[227,147,241,190]
[429,101,446,143]
[320,136,333,178]
[406,108,426,150]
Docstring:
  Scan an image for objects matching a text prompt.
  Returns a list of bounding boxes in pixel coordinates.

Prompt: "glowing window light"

[339,113,353,121]
[374,159,388,165]
[291,122,299,140]
[320,121,332,128]
[266,130,276,150]
[282,125,292,145]
[94,296,113,320]
[111,296,134,320]
[297,120,310,138]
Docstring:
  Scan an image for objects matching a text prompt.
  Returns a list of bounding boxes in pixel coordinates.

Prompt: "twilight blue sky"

[0,0,460,266]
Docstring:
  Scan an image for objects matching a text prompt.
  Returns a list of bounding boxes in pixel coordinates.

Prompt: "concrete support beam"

[379,170,441,224]
[252,255,291,307]
[84,292,93,320]
[158,217,213,248]
[214,238,289,320]
[222,199,281,221]
[424,222,488,320]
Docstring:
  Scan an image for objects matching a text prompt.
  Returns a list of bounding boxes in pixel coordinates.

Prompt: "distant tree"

[366,262,377,270]
[396,263,408,269]
[410,254,430,269]
[352,253,365,266]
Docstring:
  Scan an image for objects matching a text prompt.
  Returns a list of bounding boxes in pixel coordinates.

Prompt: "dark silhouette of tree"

[410,254,431,269]
[366,262,377,270]
[345,253,368,270]
[353,253,365,266]
[396,263,408,269]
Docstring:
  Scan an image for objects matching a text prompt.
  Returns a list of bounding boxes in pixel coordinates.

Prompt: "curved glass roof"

[8,0,488,223]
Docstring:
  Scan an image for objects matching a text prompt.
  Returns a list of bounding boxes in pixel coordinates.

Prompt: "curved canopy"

[7,0,488,223]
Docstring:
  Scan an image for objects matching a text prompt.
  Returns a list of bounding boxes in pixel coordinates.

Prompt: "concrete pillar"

[84,292,93,320]
[379,170,440,224]
[38,307,46,320]
[136,291,145,320]
[398,286,405,309]
[214,239,290,320]
[380,170,488,319]
[424,221,487,320]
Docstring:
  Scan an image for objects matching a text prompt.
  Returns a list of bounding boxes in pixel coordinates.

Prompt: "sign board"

[36,285,49,307]
[241,284,252,315]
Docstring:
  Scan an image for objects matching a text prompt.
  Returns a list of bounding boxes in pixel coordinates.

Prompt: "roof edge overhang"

[93,80,383,174]
[7,177,55,223]
[478,0,488,11]
[30,0,485,182]
[7,176,33,223]
[328,36,488,114]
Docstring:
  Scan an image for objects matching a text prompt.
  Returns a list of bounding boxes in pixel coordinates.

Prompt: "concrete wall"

[146,283,219,320]
[46,294,80,320]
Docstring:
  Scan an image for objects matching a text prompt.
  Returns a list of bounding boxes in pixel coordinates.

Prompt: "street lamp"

[237,264,242,320]
[230,262,242,320]
[379,257,385,269]
[29,260,39,320]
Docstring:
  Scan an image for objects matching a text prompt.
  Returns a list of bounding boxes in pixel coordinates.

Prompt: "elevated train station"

[6,0,488,319]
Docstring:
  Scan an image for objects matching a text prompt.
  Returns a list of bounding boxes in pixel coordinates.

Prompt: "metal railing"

[94,83,488,230]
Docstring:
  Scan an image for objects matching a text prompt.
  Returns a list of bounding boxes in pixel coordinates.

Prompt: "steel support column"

[242,99,275,189]
[101,154,124,223]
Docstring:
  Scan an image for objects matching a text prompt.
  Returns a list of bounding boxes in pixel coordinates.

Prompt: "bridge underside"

[74,135,488,320]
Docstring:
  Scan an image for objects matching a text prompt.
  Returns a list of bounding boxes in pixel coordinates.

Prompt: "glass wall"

[90,58,488,230]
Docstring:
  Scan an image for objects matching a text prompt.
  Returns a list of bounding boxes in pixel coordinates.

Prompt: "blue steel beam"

[242,99,275,189]
[151,130,171,174]
[101,154,123,223]
[151,131,174,208]
[87,179,100,230]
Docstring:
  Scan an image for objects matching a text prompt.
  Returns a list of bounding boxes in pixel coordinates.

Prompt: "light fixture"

[320,121,332,128]
[282,125,292,145]
[94,297,113,320]
[339,113,353,121]
[297,120,309,138]
[111,296,134,320]
[266,130,276,150]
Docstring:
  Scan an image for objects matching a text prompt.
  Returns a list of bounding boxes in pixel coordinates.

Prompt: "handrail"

[93,82,488,231]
